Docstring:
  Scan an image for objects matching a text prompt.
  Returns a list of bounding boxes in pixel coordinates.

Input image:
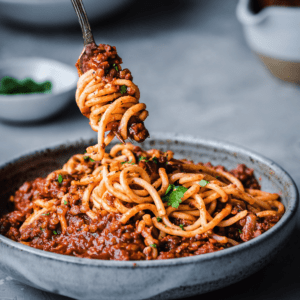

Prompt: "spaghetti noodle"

[0,143,284,260]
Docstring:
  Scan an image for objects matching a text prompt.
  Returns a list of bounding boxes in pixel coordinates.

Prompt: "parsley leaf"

[152,157,158,164]
[113,63,118,71]
[150,243,157,248]
[164,184,175,196]
[238,229,242,234]
[53,230,57,235]
[40,227,44,231]
[162,185,188,208]
[179,224,185,230]
[42,212,50,216]
[157,216,162,222]
[120,85,127,94]
[64,200,68,205]
[58,174,63,184]
[199,179,209,187]
[139,156,149,162]
[98,117,101,122]
[89,158,95,162]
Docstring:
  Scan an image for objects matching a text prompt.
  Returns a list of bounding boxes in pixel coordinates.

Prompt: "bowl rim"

[0,57,78,99]
[0,132,298,268]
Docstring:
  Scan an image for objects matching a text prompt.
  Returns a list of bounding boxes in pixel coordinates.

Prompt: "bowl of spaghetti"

[0,133,298,300]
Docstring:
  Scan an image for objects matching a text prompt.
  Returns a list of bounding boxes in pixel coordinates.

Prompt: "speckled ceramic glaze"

[0,133,298,300]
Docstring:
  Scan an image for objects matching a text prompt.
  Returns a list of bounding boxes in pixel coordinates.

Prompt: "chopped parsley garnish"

[64,200,68,205]
[150,243,157,248]
[152,157,158,164]
[238,229,242,234]
[165,184,175,196]
[157,216,162,222]
[40,227,44,231]
[120,85,127,94]
[58,174,63,184]
[199,179,209,187]
[215,176,220,179]
[121,159,134,165]
[42,212,50,216]
[179,224,185,230]
[139,156,149,162]
[98,117,101,122]
[83,156,95,162]
[53,230,57,235]
[162,184,188,208]
[113,63,118,71]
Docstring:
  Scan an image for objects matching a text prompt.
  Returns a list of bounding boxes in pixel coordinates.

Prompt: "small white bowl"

[236,0,300,84]
[0,57,78,122]
[0,0,131,27]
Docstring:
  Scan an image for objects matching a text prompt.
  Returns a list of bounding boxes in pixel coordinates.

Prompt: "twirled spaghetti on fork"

[75,43,149,161]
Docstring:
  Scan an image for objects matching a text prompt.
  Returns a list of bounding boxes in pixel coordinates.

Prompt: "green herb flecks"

[53,230,57,235]
[150,243,157,248]
[113,64,119,71]
[64,200,68,205]
[139,156,149,162]
[83,156,95,162]
[238,229,242,234]
[152,157,158,164]
[121,159,135,165]
[179,224,185,230]
[42,212,50,216]
[58,174,63,184]
[120,85,127,94]
[162,184,188,209]
[199,179,209,187]
[0,76,52,95]
[157,216,162,222]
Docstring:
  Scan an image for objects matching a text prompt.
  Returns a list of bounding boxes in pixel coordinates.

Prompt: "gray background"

[0,0,299,299]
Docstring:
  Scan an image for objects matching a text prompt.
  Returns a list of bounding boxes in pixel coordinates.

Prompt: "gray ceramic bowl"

[0,0,132,27]
[0,133,298,300]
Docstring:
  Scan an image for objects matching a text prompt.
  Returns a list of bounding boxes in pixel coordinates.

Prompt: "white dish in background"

[236,0,300,84]
[0,57,78,122]
[236,0,300,61]
[0,0,132,27]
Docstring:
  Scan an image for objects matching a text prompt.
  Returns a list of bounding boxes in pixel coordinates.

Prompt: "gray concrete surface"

[0,0,299,299]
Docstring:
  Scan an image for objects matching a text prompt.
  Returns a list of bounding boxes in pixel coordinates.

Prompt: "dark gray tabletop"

[0,0,299,299]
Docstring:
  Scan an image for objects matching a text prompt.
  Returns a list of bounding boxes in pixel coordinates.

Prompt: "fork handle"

[71,0,95,46]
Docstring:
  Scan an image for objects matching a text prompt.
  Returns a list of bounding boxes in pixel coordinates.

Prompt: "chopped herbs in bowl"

[0,57,77,122]
[0,76,52,95]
